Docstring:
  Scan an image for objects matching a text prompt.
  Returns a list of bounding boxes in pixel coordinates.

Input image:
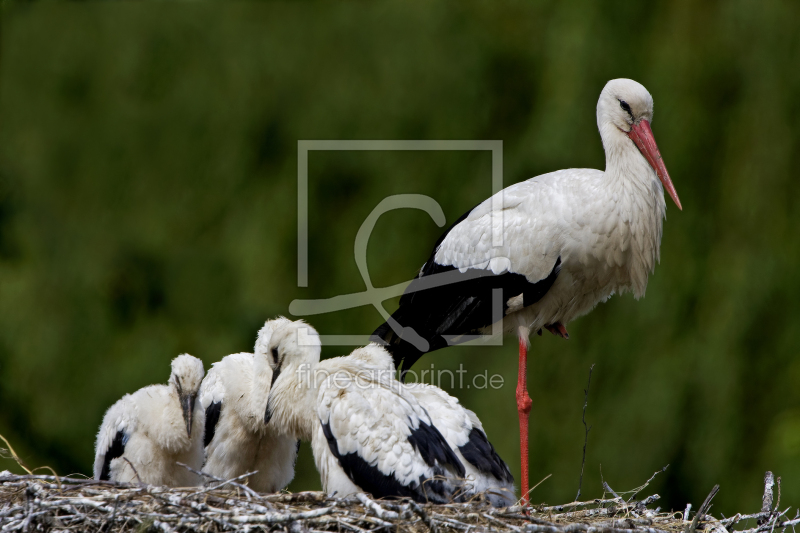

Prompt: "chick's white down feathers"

[198,318,298,492]
[94,354,205,487]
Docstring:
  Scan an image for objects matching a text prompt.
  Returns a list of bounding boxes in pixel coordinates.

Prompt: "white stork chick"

[343,346,515,506]
[198,318,299,493]
[263,319,467,503]
[372,78,682,500]
[94,354,205,486]
[403,383,515,507]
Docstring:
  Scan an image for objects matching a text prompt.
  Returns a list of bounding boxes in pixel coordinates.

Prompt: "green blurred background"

[2,0,799,516]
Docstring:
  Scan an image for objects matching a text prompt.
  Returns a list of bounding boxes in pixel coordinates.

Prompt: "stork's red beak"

[627,120,682,210]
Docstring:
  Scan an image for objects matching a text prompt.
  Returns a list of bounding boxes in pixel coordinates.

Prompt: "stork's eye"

[271,347,279,362]
[619,99,633,118]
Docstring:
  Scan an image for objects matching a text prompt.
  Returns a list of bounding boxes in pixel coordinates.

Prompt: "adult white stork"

[263,319,467,503]
[94,354,205,486]
[372,78,682,502]
[199,318,299,493]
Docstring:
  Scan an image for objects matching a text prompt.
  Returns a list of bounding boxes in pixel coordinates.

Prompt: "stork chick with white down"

[94,354,205,486]
[403,382,515,507]
[372,78,682,501]
[263,319,467,503]
[199,318,299,493]
[342,344,516,506]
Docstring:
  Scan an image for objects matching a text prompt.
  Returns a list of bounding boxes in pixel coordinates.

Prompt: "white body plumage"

[403,382,515,507]
[435,162,665,336]
[93,354,205,487]
[264,321,467,503]
[199,319,298,493]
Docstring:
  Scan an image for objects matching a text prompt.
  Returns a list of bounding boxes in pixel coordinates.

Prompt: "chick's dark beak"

[265,362,283,425]
[181,394,196,436]
[264,397,273,425]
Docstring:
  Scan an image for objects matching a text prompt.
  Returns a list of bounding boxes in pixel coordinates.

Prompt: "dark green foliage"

[1,0,799,516]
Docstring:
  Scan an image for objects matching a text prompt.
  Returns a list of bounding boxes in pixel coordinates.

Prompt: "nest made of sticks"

[1,469,796,533]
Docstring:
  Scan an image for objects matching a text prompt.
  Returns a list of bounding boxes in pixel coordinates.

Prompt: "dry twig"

[576,364,595,501]
[685,485,719,533]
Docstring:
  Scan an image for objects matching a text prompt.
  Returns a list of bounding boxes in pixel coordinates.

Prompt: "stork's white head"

[254,316,293,363]
[597,79,654,134]
[263,319,322,436]
[597,78,682,210]
[169,354,205,436]
[264,319,321,375]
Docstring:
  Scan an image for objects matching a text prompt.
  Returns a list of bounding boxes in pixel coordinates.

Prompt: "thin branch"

[519,473,553,506]
[603,482,622,500]
[176,462,261,500]
[685,484,720,533]
[122,458,143,485]
[409,500,437,533]
[0,433,33,475]
[576,363,595,501]
[630,465,669,502]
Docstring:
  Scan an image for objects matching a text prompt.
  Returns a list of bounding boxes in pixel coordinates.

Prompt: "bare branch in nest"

[630,465,669,503]
[122,457,143,485]
[575,363,595,501]
[759,471,775,526]
[685,484,719,533]
[603,481,622,500]
[177,461,261,500]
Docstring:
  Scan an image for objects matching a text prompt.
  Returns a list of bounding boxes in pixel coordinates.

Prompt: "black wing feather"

[406,418,466,478]
[373,256,561,377]
[321,421,460,503]
[99,431,126,481]
[459,427,514,484]
[204,401,222,448]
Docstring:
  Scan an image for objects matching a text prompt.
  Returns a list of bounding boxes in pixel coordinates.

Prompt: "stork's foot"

[545,323,569,339]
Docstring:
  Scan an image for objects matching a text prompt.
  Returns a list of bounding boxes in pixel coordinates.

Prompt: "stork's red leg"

[516,335,532,505]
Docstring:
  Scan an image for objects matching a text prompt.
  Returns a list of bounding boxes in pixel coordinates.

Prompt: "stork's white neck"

[247,353,274,433]
[267,360,319,441]
[599,121,667,296]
